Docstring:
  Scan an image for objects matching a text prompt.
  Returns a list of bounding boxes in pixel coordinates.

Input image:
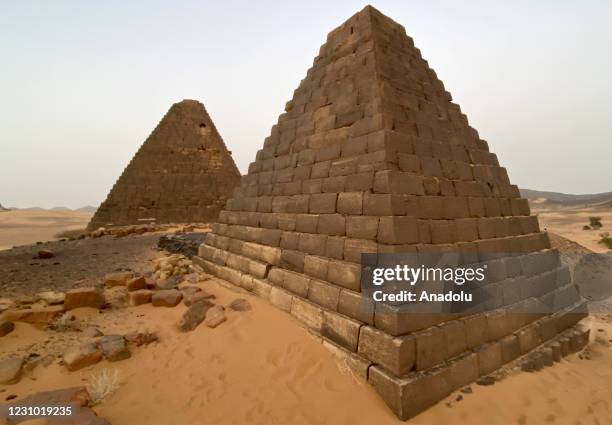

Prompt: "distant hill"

[521,188,612,209]
[75,205,97,213]
[50,206,72,212]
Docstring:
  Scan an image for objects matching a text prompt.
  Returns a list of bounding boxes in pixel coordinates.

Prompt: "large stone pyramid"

[195,6,587,420]
[88,100,240,230]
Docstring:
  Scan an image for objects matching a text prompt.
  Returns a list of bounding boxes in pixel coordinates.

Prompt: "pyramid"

[194,6,588,419]
[88,100,241,230]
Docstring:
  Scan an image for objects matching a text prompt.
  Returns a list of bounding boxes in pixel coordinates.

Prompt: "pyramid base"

[193,254,589,420]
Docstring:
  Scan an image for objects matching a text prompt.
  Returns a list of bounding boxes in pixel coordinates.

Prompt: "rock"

[204,305,227,328]
[0,387,109,425]
[179,285,202,297]
[476,376,496,386]
[4,305,64,324]
[0,320,15,337]
[16,295,39,305]
[124,330,158,346]
[36,249,54,259]
[37,291,66,305]
[128,289,153,306]
[0,358,24,384]
[63,342,102,371]
[0,298,16,313]
[82,327,104,338]
[104,271,134,287]
[126,276,147,292]
[155,275,181,290]
[183,290,215,306]
[229,298,251,311]
[178,300,214,331]
[97,335,130,361]
[152,289,183,307]
[64,287,105,310]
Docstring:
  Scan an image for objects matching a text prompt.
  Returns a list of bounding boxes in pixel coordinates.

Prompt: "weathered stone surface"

[63,342,102,371]
[178,300,214,331]
[204,305,227,328]
[4,305,65,324]
[229,298,251,311]
[129,289,154,306]
[358,326,415,376]
[321,311,361,351]
[124,330,158,346]
[82,327,104,338]
[87,99,240,230]
[97,335,130,361]
[37,291,65,305]
[152,289,183,307]
[37,249,54,259]
[0,357,24,384]
[0,319,15,337]
[126,276,147,291]
[104,271,134,287]
[183,290,215,306]
[64,287,105,310]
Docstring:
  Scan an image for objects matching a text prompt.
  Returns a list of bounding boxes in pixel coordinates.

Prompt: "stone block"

[463,314,488,349]
[344,238,377,263]
[322,311,362,351]
[358,326,416,375]
[290,297,323,331]
[415,327,447,371]
[378,216,418,244]
[440,320,468,359]
[298,233,327,256]
[363,193,406,215]
[281,270,310,297]
[309,193,337,214]
[308,279,340,310]
[304,255,329,280]
[280,249,306,272]
[337,192,364,214]
[318,214,346,236]
[338,289,374,324]
[476,341,503,376]
[269,287,293,312]
[327,260,361,291]
[500,334,521,363]
[346,216,379,240]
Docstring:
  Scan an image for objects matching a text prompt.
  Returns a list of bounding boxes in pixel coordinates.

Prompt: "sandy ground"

[0,211,92,251]
[535,207,612,253]
[1,277,611,425]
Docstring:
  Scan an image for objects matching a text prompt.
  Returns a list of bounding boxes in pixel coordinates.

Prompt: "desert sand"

[0,210,91,251]
[1,276,611,425]
[532,205,612,253]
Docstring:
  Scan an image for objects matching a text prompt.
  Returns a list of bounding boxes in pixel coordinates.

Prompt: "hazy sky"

[1,0,611,209]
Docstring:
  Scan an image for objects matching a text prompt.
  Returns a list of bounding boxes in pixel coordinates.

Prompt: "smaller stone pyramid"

[88,100,240,230]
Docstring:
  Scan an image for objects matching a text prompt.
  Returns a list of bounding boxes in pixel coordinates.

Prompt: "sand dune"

[0,210,91,251]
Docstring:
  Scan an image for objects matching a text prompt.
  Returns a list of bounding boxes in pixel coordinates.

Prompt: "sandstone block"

[309,193,337,214]
[97,335,130,361]
[205,305,227,328]
[63,342,102,371]
[476,341,503,375]
[338,290,374,324]
[337,192,364,214]
[64,287,105,310]
[104,271,134,287]
[358,326,416,375]
[346,216,379,240]
[126,276,147,292]
[378,216,418,244]
[322,311,361,351]
[290,297,323,331]
[152,289,183,307]
[179,299,214,331]
[269,287,293,312]
[308,279,340,310]
[0,357,24,384]
[128,289,153,306]
[327,260,361,291]
[318,214,346,236]
[415,327,447,371]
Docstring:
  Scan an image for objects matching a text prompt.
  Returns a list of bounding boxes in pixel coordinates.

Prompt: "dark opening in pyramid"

[195,6,587,420]
[88,100,240,230]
